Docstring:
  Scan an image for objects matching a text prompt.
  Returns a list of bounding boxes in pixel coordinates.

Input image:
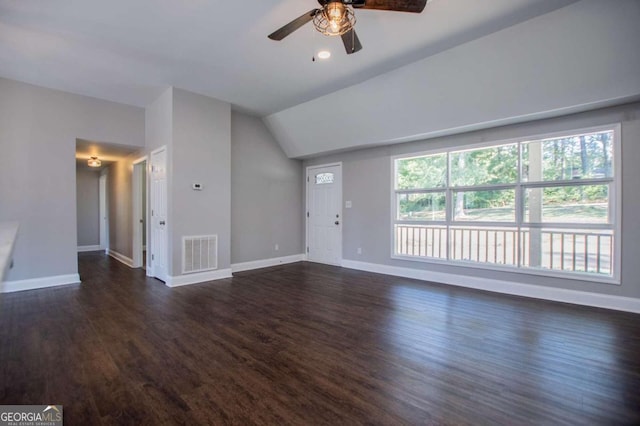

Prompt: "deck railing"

[395,225,613,275]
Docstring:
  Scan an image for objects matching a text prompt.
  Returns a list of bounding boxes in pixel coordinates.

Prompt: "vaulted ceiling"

[0,0,579,116]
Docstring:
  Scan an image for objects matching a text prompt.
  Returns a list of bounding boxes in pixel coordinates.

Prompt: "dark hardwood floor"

[1,253,639,425]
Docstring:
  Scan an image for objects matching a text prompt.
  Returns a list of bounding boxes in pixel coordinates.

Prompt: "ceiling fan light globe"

[327,2,345,20]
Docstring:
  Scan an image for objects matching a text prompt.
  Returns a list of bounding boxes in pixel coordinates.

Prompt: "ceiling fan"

[268,0,428,55]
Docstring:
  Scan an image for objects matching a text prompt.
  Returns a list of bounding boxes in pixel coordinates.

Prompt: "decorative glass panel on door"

[315,173,334,184]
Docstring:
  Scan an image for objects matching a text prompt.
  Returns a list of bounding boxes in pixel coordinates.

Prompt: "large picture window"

[392,126,619,282]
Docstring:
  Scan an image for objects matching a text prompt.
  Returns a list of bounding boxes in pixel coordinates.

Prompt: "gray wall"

[146,91,304,275]
[145,87,172,153]
[0,77,144,281]
[231,112,304,263]
[76,166,100,247]
[266,0,640,158]
[305,102,640,299]
[171,88,231,274]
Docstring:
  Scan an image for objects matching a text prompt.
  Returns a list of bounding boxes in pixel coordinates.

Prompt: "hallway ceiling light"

[88,156,101,167]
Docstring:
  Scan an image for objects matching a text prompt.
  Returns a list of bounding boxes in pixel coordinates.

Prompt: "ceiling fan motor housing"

[318,0,366,6]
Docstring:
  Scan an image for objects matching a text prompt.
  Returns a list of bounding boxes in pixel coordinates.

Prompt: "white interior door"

[99,174,108,251]
[307,164,342,265]
[150,148,168,282]
[131,158,147,269]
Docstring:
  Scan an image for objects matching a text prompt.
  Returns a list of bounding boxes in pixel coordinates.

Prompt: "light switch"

[345,200,352,208]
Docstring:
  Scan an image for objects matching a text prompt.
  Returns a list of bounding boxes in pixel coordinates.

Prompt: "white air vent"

[182,235,218,274]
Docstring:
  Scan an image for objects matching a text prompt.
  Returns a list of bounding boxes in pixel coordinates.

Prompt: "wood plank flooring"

[1,252,639,425]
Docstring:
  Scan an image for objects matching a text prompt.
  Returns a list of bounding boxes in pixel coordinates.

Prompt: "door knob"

[335,221,340,225]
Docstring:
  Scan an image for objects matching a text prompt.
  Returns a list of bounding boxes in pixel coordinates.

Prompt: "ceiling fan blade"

[341,29,362,54]
[268,10,318,41]
[359,0,427,13]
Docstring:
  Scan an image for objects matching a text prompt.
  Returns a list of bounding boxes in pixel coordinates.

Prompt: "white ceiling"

[0,0,578,116]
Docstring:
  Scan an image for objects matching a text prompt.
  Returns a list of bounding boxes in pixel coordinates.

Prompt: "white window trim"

[390,123,622,285]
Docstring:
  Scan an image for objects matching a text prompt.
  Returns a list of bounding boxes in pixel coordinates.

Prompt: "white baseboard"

[165,268,233,288]
[341,259,640,314]
[1,273,81,293]
[78,245,102,252]
[231,254,305,273]
[106,249,133,267]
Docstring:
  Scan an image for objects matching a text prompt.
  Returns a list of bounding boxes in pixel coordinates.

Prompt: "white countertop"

[0,222,19,280]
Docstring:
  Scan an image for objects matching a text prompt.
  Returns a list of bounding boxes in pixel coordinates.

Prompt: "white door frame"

[132,156,148,269]
[305,162,343,266]
[149,146,168,280]
[99,173,108,252]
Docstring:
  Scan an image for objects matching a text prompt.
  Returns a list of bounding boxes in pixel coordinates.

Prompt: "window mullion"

[516,141,523,268]
[395,188,447,195]
[609,181,614,225]
[521,178,613,189]
[450,183,518,191]
[445,151,451,261]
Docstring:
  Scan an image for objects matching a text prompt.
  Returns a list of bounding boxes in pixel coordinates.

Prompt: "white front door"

[307,164,342,265]
[150,148,168,282]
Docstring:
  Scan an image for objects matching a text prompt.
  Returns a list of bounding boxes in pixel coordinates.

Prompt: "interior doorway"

[75,159,107,252]
[132,157,148,269]
[76,138,145,271]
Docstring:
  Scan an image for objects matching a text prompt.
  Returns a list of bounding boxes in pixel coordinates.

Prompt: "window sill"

[390,254,621,286]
